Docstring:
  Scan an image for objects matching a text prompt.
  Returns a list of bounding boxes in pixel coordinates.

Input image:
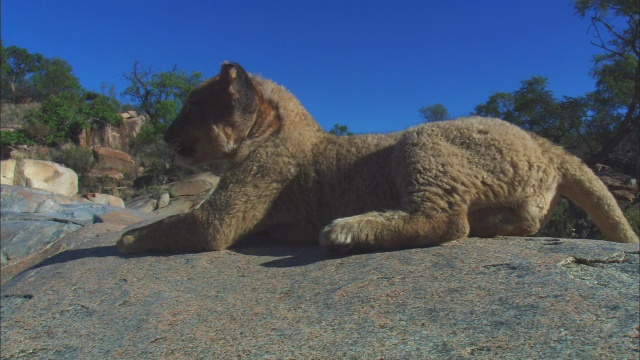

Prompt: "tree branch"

[589,17,628,57]
[587,63,640,168]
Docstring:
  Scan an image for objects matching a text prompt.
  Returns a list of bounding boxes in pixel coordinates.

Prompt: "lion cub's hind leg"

[319,209,470,254]
[468,193,559,238]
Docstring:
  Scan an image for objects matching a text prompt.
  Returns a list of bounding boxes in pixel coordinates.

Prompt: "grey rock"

[153,196,197,217]
[1,236,638,358]
[157,192,170,209]
[165,173,219,197]
[1,220,82,261]
[1,185,90,213]
[0,185,150,268]
[126,197,158,214]
[83,193,126,208]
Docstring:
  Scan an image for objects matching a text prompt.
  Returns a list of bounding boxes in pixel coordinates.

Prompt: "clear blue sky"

[2,0,604,134]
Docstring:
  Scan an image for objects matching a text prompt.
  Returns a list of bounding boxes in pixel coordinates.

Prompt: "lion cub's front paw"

[319,218,355,254]
[116,228,147,254]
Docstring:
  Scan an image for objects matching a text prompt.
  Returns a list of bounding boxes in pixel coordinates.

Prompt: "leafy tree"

[328,123,354,135]
[473,75,628,161]
[0,42,7,100]
[573,0,640,169]
[473,92,515,121]
[24,92,85,145]
[0,43,82,103]
[1,43,43,103]
[419,103,450,122]
[474,77,567,141]
[123,61,202,133]
[82,91,123,127]
[30,57,82,101]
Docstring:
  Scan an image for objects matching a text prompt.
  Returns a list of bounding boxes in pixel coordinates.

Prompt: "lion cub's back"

[399,116,544,162]
[393,117,560,205]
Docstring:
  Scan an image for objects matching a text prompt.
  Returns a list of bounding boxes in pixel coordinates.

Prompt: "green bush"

[0,130,34,146]
[539,198,577,238]
[82,91,123,127]
[21,91,123,146]
[130,123,166,151]
[134,133,192,185]
[623,203,639,236]
[24,92,86,145]
[53,145,95,176]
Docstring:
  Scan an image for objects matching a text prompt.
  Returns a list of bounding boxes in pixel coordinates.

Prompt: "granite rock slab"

[1,234,638,359]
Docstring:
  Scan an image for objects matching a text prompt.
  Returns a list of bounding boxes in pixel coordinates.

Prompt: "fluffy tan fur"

[117,63,638,254]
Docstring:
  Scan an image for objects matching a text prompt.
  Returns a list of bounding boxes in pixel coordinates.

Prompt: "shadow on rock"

[28,245,122,270]
[231,235,335,268]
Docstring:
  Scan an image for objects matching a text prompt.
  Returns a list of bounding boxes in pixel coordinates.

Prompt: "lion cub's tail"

[556,154,639,244]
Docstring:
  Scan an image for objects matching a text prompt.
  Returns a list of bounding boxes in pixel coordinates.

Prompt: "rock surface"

[165,172,220,197]
[83,193,126,208]
[125,197,158,214]
[0,185,148,278]
[1,233,638,358]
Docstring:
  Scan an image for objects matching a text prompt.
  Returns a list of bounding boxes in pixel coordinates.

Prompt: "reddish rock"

[611,189,637,203]
[92,147,135,176]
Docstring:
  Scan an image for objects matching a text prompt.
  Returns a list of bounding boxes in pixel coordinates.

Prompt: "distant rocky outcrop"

[77,111,148,152]
[0,159,78,196]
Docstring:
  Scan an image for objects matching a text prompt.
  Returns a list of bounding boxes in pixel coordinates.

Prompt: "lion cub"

[117,63,638,254]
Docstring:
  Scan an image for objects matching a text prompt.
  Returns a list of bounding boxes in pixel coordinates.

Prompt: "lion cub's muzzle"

[164,130,195,158]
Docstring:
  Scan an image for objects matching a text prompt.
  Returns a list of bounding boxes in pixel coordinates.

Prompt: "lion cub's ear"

[219,62,258,115]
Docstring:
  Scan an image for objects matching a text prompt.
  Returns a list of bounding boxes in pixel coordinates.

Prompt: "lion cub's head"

[164,62,274,166]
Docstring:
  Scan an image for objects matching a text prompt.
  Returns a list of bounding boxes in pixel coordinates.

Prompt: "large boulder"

[92,147,136,177]
[1,159,78,196]
[0,235,637,358]
[1,159,16,185]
